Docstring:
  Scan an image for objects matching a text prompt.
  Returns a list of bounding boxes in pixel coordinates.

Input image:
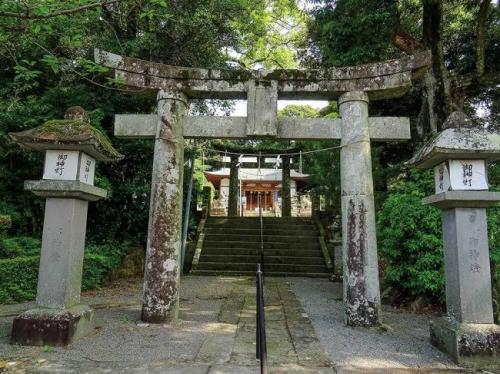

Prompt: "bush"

[378,167,500,302]
[377,169,445,300]
[0,256,39,303]
[0,242,133,304]
[0,236,41,258]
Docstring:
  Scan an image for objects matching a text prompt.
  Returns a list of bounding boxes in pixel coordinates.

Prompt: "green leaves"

[377,169,444,299]
[312,0,399,66]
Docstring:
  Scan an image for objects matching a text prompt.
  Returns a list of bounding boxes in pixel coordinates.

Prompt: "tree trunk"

[418,0,451,134]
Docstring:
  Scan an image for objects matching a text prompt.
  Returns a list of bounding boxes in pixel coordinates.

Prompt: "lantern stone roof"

[408,127,500,169]
[9,107,123,162]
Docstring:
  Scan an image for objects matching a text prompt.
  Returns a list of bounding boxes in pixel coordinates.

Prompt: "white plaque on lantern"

[43,150,96,185]
[78,153,95,185]
[43,150,80,181]
[434,163,451,193]
[449,160,488,191]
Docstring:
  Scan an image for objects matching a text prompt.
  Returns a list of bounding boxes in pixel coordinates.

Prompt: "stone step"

[199,254,326,265]
[205,224,317,231]
[207,216,313,222]
[190,270,331,278]
[202,241,321,250]
[201,247,322,257]
[195,262,329,273]
[204,227,318,236]
[206,218,315,227]
[204,234,318,244]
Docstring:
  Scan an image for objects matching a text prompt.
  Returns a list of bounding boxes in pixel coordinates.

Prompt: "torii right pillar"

[339,91,381,327]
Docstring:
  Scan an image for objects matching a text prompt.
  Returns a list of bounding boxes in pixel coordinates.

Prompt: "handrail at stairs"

[258,193,265,270]
[313,215,334,271]
[191,216,207,270]
[256,263,267,374]
[256,193,267,373]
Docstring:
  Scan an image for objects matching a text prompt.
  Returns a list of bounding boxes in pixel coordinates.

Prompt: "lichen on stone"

[9,119,123,162]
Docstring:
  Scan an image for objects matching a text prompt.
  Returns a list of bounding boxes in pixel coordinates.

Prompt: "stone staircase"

[191,217,332,277]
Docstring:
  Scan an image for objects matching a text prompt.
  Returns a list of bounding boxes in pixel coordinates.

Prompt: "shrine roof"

[9,120,123,162]
[95,49,431,100]
[205,168,309,182]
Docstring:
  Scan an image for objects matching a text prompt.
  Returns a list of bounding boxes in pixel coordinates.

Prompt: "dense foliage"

[378,166,500,300]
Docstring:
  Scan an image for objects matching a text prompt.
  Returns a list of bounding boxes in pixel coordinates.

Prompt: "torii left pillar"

[142,90,187,323]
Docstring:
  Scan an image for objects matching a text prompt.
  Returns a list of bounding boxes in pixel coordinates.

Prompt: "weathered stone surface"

[246,80,278,137]
[115,114,410,141]
[408,127,500,169]
[37,198,89,309]
[95,49,430,100]
[11,304,94,347]
[422,191,500,209]
[430,317,500,370]
[141,90,187,323]
[339,91,381,327]
[441,208,494,324]
[25,180,107,202]
[9,108,123,162]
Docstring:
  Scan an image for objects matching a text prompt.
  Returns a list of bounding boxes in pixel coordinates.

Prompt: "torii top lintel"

[94,49,430,101]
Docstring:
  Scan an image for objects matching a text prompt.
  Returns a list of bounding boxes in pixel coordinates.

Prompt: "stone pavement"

[289,278,470,373]
[0,276,476,373]
[0,276,333,373]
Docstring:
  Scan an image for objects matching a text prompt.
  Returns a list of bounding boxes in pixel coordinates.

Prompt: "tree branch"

[392,7,421,54]
[0,0,120,19]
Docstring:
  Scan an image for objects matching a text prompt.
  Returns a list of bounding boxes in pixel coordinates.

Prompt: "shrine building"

[204,156,310,216]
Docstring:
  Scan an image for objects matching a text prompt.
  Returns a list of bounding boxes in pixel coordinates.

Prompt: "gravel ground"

[287,277,467,372]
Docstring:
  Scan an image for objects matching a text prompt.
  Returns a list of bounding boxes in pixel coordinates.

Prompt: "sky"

[231,99,329,116]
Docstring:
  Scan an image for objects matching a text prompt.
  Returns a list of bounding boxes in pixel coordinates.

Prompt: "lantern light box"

[43,150,96,185]
[434,159,488,193]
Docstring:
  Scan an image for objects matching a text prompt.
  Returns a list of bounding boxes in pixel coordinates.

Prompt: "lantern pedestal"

[11,183,106,346]
[430,317,500,370]
[423,191,500,368]
[11,305,94,347]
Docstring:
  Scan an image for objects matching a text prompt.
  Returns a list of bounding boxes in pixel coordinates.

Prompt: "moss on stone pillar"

[228,155,239,217]
[282,156,291,217]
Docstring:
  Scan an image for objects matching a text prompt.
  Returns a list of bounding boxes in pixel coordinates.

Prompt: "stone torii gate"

[95,49,430,327]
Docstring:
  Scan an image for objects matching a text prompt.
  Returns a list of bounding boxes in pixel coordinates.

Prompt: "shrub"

[0,256,39,303]
[0,236,41,258]
[0,242,133,304]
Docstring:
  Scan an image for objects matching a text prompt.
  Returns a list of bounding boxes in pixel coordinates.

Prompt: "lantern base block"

[430,317,500,370]
[11,304,94,347]
[422,191,500,209]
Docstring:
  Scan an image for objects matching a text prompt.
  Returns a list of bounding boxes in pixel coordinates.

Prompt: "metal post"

[259,194,264,269]
[181,156,195,273]
[256,263,267,374]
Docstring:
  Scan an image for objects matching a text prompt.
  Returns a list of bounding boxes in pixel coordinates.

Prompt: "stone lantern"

[408,112,500,369]
[8,107,123,346]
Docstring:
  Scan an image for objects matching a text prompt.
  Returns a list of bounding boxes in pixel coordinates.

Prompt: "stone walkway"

[289,278,469,373]
[0,276,474,373]
[0,276,333,373]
